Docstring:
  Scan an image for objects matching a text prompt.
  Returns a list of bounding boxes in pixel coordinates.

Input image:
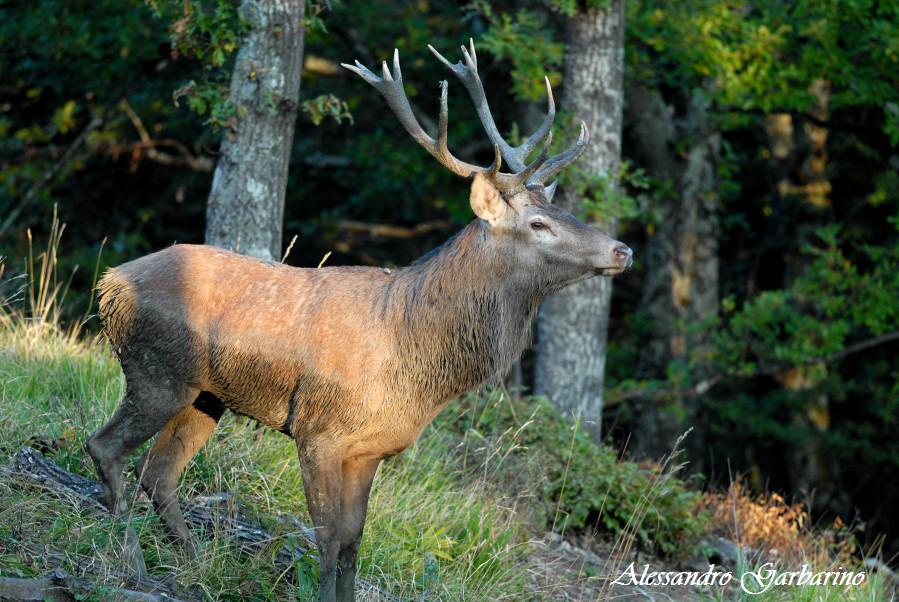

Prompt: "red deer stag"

[87,40,633,602]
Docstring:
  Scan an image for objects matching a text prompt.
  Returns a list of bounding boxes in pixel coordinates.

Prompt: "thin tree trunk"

[534,1,624,441]
[626,87,720,460]
[205,0,306,261]
[771,80,833,501]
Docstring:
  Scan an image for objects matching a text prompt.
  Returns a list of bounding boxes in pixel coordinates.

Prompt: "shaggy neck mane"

[379,220,543,404]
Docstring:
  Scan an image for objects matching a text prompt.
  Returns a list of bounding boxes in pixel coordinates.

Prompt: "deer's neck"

[382,221,542,404]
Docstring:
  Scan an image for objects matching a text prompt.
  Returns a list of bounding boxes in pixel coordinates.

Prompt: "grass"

[434,390,706,557]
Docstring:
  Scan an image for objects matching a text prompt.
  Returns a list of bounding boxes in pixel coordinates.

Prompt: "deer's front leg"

[298,441,343,602]
[336,457,381,602]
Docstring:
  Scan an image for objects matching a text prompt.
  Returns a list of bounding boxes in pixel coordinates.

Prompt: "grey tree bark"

[626,86,720,460]
[205,0,306,261]
[534,1,624,441]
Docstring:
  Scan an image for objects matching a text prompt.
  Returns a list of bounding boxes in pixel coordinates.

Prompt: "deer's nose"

[613,244,633,265]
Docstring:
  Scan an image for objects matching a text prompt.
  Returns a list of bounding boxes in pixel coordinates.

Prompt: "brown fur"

[87,183,632,602]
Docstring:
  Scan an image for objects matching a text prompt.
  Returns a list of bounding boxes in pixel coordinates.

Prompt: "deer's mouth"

[595,265,629,277]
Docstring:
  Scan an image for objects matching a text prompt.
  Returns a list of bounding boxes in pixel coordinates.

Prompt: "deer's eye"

[530,221,547,231]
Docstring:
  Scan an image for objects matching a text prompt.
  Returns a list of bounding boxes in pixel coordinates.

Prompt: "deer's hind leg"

[88,373,198,514]
[137,392,224,557]
[86,369,199,574]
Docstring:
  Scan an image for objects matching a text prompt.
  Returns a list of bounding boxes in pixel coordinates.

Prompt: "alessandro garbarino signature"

[612,562,867,594]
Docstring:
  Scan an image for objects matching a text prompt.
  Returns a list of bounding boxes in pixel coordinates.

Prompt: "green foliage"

[475,4,564,100]
[543,0,618,18]
[884,102,899,147]
[679,217,899,518]
[301,94,353,126]
[576,161,658,224]
[173,79,236,127]
[713,223,899,377]
[0,0,216,296]
[147,0,241,125]
[147,0,241,67]
[305,1,331,34]
[435,391,707,557]
[149,0,353,129]
[290,548,320,599]
[628,0,899,130]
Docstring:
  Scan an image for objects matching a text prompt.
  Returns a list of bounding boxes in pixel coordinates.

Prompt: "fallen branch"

[9,538,178,600]
[338,220,451,239]
[864,558,899,588]
[2,449,181,598]
[0,570,183,602]
[823,331,899,364]
[604,376,723,408]
[5,447,400,601]
[106,139,214,172]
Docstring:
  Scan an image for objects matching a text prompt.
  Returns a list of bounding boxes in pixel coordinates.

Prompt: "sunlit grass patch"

[0,320,123,470]
[363,434,527,599]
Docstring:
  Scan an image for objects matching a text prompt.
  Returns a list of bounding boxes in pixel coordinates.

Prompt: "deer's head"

[469,175,631,286]
[343,40,633,286]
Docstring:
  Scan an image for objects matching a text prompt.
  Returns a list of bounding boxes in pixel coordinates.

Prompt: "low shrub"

[432,389,708,557]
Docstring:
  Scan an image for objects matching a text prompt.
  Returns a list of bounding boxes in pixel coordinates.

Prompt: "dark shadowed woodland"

[1,0,898,600]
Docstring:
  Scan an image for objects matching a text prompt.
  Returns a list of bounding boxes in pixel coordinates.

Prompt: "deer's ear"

[469,174,506,224]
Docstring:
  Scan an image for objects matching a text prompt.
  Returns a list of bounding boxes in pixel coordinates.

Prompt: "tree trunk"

[626,87,720,460]
[534,1,624,441]
[205,0,306,261]
[769,80,834,504]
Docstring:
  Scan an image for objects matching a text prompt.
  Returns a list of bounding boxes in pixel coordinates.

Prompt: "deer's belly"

[200,338,298,429]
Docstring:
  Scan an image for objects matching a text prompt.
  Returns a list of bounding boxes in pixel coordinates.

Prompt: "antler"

[342,44,588,198]
[341,50,502,182]
[429,39,590,200]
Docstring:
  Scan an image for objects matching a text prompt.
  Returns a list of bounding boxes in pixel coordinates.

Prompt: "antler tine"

[437,80,503,177]
[488,143,502,176]
[515,130,553,185]
[544,181,558,202]
[430,39,557,175]
[517,77,556,159]
[342,49,496,181]
[437,80,450,154]
[527,121,590,187]
[429,41,521,170]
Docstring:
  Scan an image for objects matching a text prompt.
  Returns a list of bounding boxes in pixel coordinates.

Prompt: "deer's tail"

[96,268,138,354]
